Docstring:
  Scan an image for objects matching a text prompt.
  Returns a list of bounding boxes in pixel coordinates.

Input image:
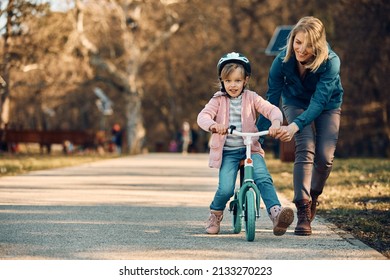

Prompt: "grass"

[0,153,118,176]
[267,157,390,259]
[0,152,389,259]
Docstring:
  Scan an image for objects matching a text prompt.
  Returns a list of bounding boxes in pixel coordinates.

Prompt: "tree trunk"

[0,0,13,129]
[126,88,145,154]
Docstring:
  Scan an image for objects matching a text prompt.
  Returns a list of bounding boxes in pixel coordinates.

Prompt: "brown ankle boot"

[310,192,320,222]
[294,200,312,236]
[205,210,223,234]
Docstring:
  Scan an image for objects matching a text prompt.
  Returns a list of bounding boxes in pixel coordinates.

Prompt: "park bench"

[0,129,97,154]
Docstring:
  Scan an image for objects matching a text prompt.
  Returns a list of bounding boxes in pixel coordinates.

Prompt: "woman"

[257,16,344,236]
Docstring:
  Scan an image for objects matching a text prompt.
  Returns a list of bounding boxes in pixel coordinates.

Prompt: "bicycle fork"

[229,134,262,218]
[229,162,261,219]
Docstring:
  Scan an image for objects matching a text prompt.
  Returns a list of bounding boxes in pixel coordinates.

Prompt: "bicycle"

[226,125,269,242]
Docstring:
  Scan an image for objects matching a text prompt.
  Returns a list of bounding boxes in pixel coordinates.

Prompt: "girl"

[197,52,294,236]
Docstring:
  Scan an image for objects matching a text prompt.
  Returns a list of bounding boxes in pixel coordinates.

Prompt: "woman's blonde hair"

[284,16,328,72]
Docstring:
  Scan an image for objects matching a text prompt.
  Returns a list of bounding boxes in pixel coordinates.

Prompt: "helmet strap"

[219,79,226,92]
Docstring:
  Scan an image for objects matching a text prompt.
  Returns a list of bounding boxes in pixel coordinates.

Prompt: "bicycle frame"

[227,126,269,240]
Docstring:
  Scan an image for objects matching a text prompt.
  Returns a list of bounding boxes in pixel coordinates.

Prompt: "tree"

[71,0,180,154]
[0,0,52,129]
[331,0,390,157]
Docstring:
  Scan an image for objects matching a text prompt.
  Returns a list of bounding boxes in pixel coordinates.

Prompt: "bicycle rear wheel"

[244,190,256,241]
[232,198,242,234]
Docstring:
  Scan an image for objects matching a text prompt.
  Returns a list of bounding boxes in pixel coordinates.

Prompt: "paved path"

[0,153,386,260]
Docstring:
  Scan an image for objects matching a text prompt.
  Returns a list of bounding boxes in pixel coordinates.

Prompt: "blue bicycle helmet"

[217,52,251,93]
[217,52,251,78]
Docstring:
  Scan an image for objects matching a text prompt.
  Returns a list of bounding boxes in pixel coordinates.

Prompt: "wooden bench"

[0,129,97,154]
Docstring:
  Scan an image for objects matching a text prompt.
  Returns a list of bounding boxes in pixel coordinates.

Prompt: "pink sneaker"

[270,206,294,236]
[205,210,223,234]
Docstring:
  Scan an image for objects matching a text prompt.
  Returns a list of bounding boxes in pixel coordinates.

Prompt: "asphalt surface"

[0,153,386,260]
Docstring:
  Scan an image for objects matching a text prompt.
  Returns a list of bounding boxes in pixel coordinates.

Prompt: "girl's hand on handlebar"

[210,123,228,135]
[268,120,282,138]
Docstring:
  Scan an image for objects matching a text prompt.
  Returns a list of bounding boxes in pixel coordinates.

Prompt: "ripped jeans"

[283,105,341,202]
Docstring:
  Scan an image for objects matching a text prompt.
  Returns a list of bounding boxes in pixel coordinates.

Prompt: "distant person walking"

[111,124,123,155]
[257,16,344,236]
[181,121,192,155]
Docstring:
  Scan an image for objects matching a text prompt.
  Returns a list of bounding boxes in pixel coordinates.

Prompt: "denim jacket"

[257,47,344,132]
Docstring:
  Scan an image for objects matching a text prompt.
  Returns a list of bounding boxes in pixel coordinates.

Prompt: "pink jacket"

[197,90,283,168]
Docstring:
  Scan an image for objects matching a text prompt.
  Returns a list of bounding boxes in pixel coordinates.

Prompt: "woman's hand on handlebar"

[210,123,228,135]
[277,123,299,142]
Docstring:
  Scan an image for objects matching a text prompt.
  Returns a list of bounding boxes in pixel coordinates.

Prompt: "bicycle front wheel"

[244,190,256,242]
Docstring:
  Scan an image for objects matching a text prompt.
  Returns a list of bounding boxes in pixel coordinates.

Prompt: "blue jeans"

[210,148,280,213]
[283,105,341,202]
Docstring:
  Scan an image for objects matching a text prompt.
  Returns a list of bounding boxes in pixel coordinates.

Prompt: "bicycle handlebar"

[210,125,269,137]
[230,129,269,137]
